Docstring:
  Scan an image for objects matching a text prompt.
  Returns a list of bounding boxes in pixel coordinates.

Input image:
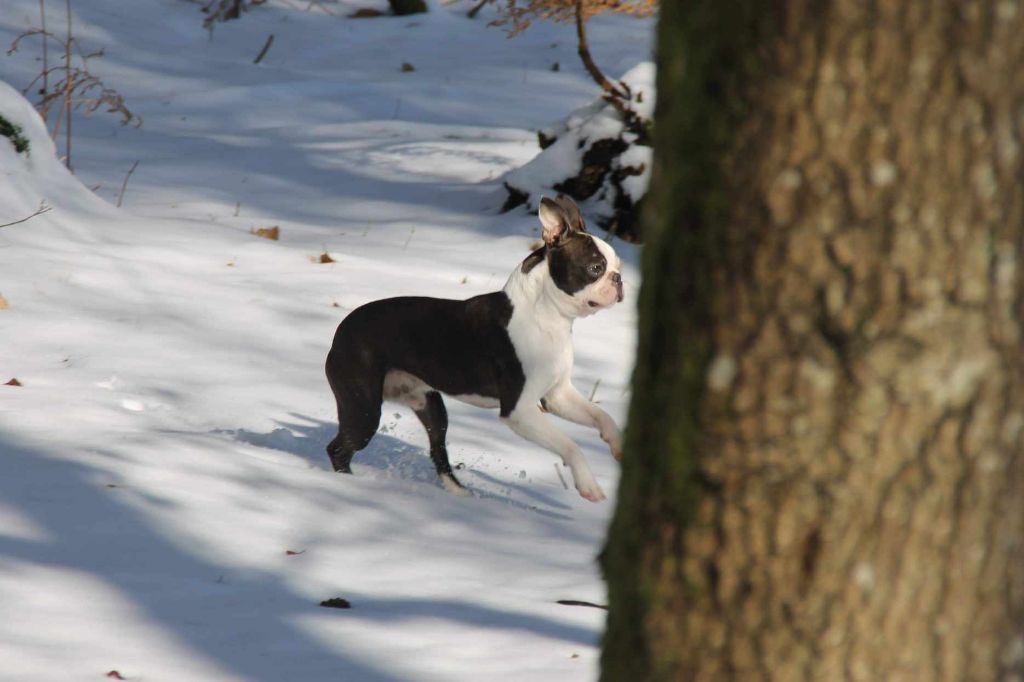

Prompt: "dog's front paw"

[576,480,606,503]
[600,427,623,461]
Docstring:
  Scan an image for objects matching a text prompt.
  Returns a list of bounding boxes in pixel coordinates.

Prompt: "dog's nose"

[611,272,621,284]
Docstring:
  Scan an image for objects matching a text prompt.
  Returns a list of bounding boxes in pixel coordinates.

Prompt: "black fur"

[325,292,525,483]
[536,195,606,295]
[521,245,546,274]
[548,233,607,296]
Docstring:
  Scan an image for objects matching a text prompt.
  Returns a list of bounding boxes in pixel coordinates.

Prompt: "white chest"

[506,307,574,389]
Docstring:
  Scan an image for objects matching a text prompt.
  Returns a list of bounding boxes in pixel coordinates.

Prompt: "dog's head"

[527,195,623,318]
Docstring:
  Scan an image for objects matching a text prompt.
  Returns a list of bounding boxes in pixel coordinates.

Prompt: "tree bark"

[602,2,1024,681]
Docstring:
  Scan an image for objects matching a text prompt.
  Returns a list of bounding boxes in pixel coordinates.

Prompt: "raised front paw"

[576,478,606,503]
[602,431,623,461]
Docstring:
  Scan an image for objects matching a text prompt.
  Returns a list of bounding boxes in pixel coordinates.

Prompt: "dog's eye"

[588,262,605,277]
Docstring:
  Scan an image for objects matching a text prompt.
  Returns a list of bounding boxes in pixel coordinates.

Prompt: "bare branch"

[253,34,274,64]
[0,201,53,229]
[116,160,139,208]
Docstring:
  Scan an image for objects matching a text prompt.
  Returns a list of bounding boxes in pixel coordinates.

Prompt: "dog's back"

[327,293,518,401]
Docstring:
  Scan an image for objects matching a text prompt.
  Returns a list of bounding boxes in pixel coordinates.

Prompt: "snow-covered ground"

[0,2,651,679]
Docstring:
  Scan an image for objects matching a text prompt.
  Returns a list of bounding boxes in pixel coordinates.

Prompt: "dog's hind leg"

[325,353,383,475]
[414,391,470,496]
[326,407,378,473]
[326,434,355,474]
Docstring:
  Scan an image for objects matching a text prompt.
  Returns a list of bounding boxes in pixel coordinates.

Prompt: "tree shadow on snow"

[332,591,600,649]
[0,432,598,681]
[0,434,400,682]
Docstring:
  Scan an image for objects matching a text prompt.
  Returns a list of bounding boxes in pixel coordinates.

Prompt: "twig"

[253,33,274,64]
[304,0,337,15]
[588,378,601,402]
[556,599,608,610]
[554,463,569,490]
[63,0,73,170]
[116,160,139,208]
[39,0,48,105]
[402,226,416,250]
[0,201,53,228]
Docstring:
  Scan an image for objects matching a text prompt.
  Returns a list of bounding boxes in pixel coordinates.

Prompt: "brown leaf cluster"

[495,0,655,35]
[251,225,279,240]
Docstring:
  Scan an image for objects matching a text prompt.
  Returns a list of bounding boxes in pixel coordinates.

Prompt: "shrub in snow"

[0,115,30,155]
[501,62,654,242]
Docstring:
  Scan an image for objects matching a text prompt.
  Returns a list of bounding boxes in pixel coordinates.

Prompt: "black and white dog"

[325,196,623,502]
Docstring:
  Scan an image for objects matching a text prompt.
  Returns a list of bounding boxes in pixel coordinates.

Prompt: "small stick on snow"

[253,34,275,64]
[556,599,608,610]
[554,463,569,490]
[0,201,52,229]
[402,226,416,251]
[588,378,601,402]
[304,0,338,14]
[116,160,139,208]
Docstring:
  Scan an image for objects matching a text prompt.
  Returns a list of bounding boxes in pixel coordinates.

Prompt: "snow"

[0,2,652,680]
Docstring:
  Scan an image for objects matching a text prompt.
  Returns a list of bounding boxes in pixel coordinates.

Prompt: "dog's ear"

[539,197,571,246]
[554,195,586,233]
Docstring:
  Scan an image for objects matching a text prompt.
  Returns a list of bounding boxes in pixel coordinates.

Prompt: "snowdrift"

[502,63,655,241]
[0,81,118,225]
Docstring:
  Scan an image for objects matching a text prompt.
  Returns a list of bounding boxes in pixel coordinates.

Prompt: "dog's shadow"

[222,414,573,518]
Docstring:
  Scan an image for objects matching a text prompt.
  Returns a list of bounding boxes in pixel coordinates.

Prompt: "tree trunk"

[602,2,1024,681]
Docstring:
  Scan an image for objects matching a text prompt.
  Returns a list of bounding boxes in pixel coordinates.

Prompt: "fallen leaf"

[251,225,279,240]
[0,293,9,309]
[320,597,351,609]
[401,62,415,72]
[106,672,126,680]
[4,378,22,387]
[285,549,306,556]
[318,252,335,264]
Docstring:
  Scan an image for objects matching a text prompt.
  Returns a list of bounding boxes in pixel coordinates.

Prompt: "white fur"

[498,232,623,502]
[441,474,473,497]
[382,369,430,411]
